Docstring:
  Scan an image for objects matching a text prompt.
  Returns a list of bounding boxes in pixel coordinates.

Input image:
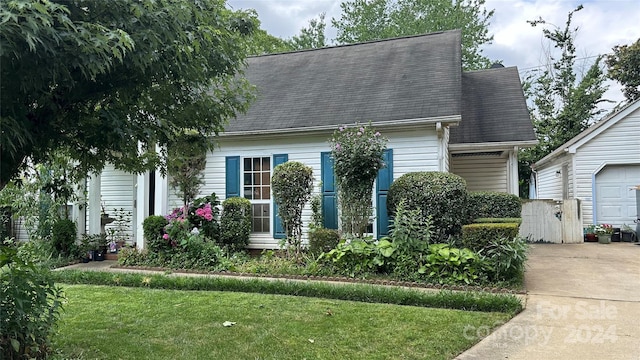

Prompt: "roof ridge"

[249,29,460,58]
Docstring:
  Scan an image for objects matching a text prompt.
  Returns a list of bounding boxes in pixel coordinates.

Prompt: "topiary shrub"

[271,161,314,254]
[51,218,77,256]
[330,123,388,238]
[143,215,169,253]
[461,223,521,252]
[387,172,467,242]
[466,192,521,222]
[308,228,341,256]
[220,197,251,252]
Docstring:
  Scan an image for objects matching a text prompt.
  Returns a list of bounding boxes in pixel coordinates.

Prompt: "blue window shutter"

[225,156,240,198]
[321,152,338,229]
[272,154,288,239]
[377,149,393,238]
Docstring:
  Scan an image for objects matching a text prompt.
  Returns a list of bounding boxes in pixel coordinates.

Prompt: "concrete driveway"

[457,242,640,360]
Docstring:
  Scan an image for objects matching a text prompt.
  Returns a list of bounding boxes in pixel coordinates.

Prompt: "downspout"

[436,122,444,171]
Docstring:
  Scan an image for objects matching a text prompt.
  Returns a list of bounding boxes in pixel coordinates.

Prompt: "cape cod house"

[80,30,536,249]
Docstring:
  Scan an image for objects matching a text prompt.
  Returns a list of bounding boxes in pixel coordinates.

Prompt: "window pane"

[252,218,261,232]
[262,218,270,232]
[253,173,261,186]
[262,157,270,170]
[244,173,252,185]
[262,204,269,216]
[262,186,270,200]
[243,187,252,199]
[252,204,261,217]
[262,172,270,185]
[253,158,261,171]
[244,158,252,171]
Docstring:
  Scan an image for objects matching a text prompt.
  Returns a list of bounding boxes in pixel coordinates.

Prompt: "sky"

[226,0,640,113]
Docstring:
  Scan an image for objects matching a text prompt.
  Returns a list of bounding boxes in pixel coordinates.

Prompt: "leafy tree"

[167,132,208,209]
[284,13,327,51]
[519,5,609,197]
[332,0,494,70]
[0,0,257,190]
[247,13,327,55]
[606,38,640,101]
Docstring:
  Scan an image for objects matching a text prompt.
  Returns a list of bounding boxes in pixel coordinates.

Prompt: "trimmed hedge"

[467,192,521,221]
[387,172,467,242]
[308,228,341,256]
[474,218,522,224]
[51,270,523,314]
[461,223,521,252]
[220,197,251,251]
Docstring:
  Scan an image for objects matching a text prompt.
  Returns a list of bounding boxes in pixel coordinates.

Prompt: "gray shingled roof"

[450,67,535,144]
[224,30,535,146]
[225,30,462,133]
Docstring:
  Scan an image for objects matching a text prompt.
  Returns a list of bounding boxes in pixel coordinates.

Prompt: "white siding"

[168,127,440,249]
[98,165,136,243]
[536,162,564,200]
[573,107,640,225]
[450,154,507,192]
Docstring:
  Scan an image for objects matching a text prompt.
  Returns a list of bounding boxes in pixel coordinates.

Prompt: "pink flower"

[335,143,341,151]
[204,213,213,221]
[374,132,380,137]
[359,127,365,132]
[163,233,169,240]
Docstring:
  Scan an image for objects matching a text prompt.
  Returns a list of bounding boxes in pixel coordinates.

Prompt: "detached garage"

[533,99,640,228]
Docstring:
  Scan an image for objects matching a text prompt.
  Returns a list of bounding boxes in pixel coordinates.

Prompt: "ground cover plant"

[51,284,514,360]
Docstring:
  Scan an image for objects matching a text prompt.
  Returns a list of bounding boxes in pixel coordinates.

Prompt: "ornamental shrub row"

[461,223,521,253]
[467,192,522,221]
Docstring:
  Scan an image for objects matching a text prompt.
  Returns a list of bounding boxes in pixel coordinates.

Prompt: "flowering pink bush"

[195,203,214,221]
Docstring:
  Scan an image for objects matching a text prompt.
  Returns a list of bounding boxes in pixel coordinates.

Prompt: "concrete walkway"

[457,242,640,360]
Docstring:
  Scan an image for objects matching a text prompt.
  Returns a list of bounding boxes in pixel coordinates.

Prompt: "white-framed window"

[243,157,271,233]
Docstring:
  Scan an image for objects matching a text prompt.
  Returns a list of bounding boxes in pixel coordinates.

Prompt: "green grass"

[53,285,511,360]
[51,270,523,313]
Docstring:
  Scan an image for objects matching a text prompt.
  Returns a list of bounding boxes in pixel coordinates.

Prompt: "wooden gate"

[520,199,583,243]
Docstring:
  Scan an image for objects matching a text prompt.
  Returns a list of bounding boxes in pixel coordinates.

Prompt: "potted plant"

[595,224,613,244]
[91,234,108,261]
[584,225,598,242]
[621,224,637,242]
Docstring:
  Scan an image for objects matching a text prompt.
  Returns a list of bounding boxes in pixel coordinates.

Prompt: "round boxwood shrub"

[308,228,341,256]
[220,197,251,251]
[51,218,77,256]
[387,172,467,242]
[142,215,169,253]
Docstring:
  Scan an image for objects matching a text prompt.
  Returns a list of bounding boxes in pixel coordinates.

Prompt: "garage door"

[595,165,640,226]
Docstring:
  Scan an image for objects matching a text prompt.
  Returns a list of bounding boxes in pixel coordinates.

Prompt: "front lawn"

[53,285,511,360]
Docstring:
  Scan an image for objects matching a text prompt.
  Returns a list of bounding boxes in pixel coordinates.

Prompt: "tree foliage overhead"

[0,0,257,189]
[606,38,640,102]
[519,5,609,197]
[332,0,494,70]
[247,12,327,55]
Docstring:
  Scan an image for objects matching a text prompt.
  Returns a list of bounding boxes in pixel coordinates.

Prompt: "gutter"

[219,115,461,137]
[449,140,538,153]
